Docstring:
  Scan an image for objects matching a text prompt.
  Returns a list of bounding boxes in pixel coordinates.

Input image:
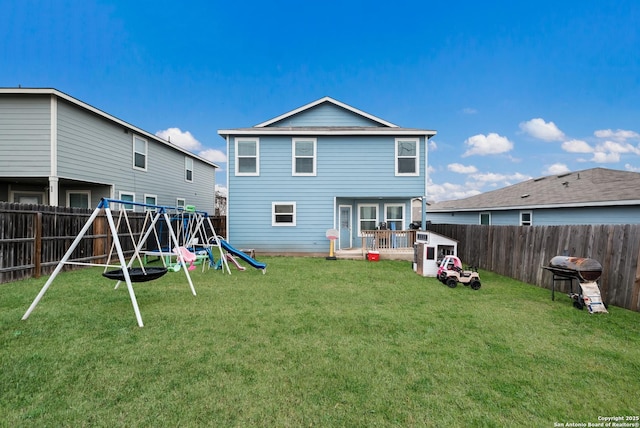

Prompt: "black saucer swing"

[102,267,168,282]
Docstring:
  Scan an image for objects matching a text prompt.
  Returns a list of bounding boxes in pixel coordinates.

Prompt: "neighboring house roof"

[0,87,219,169]
[218,96,437,138]
[429,168,640,212]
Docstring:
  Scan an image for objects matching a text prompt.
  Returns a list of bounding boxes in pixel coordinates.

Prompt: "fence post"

[34,212,42,278]
[632,243,640,312]
[94,213,106,264]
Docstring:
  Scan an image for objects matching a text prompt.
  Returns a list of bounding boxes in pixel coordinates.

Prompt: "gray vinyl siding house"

[427,168,640,226]
[0,88,218,212]
[218,97,436,255]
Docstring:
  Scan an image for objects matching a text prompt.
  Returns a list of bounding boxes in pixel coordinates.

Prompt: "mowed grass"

[2,256,639,427]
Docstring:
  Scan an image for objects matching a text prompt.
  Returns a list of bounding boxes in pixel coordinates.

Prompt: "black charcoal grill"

[542,256,603,309]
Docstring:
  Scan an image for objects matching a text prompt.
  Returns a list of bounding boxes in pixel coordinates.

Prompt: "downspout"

[225,135,230,240]
[332,196,337,230]
[49,95,59,206]
[421,135,429,230]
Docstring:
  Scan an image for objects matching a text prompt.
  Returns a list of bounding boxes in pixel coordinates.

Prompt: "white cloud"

[594,129,640,142]
[156,127,202,151]
[561,139,593,153]
[447,163,478,174]
[428,171,530,202]
[558,134,640,164]
[624,163,640,172]
[199,148,227,163]
[428,140,438,151]
[543,163,570,175]
[156,127,227,165]
[594,140,640,155]
[519,118,565,142]
[428,182,482,202]
[470,172,529,184]
[462,107,477,114]
[591,151,620,163]
[471,172,505,183]
[588,140,640,163]
[462,133,513,157]
[215,184,228,197]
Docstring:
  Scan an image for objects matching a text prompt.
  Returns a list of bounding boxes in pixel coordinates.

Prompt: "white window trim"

[384,203,405,230]
[357,203,379,237]
[292,138,317,176]
[272,202,296,226]
[176,198,186,209]
[185,157,194,182]
[66,190,91,208]
[118,191,136,211]
[395,138,420,176]
[144,194,158,211]
[235,138,260,176]
[132,135,148,171]
[480,212,492,225]
[520,210,533,226]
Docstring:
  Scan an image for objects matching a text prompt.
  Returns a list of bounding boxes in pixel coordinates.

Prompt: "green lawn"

[2,257,639,427]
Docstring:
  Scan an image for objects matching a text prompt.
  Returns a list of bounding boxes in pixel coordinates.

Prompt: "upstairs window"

[176,198,186,209]
[185,157,194,182]
[236,138,259,176]
[292,138,317,176]
[133,136,147,171]
[272,202,296,226]
[395,138,419,176]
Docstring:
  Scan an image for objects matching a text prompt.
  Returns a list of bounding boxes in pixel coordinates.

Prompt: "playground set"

[22,198,266,327]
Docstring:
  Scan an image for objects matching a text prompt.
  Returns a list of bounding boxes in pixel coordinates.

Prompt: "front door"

[339,205,352,249]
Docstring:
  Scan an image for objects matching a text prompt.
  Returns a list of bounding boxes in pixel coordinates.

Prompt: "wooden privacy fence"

[0,202,226,284]
[429,223,640,312]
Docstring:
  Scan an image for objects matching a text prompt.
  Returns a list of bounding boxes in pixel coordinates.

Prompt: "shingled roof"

[429,168,640,212]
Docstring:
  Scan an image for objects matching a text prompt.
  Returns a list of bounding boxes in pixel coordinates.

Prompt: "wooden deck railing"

[360,230,417,251]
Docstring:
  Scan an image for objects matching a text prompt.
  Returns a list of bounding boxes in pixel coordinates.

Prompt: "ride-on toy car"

[437,255,481,290]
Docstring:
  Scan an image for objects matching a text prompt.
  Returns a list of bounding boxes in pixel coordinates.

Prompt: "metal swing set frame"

[22,197,227,327]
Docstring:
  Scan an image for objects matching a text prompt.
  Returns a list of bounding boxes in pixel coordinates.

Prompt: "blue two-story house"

[218,97,436,256]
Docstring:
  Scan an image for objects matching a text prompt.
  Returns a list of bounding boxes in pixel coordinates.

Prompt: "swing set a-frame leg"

[164,211,197,296]
[22,205,104,322]
[104,206,144,327]
[22,203,146,327]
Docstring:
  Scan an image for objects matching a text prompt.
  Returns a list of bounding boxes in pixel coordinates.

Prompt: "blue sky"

[2,0,639,201]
